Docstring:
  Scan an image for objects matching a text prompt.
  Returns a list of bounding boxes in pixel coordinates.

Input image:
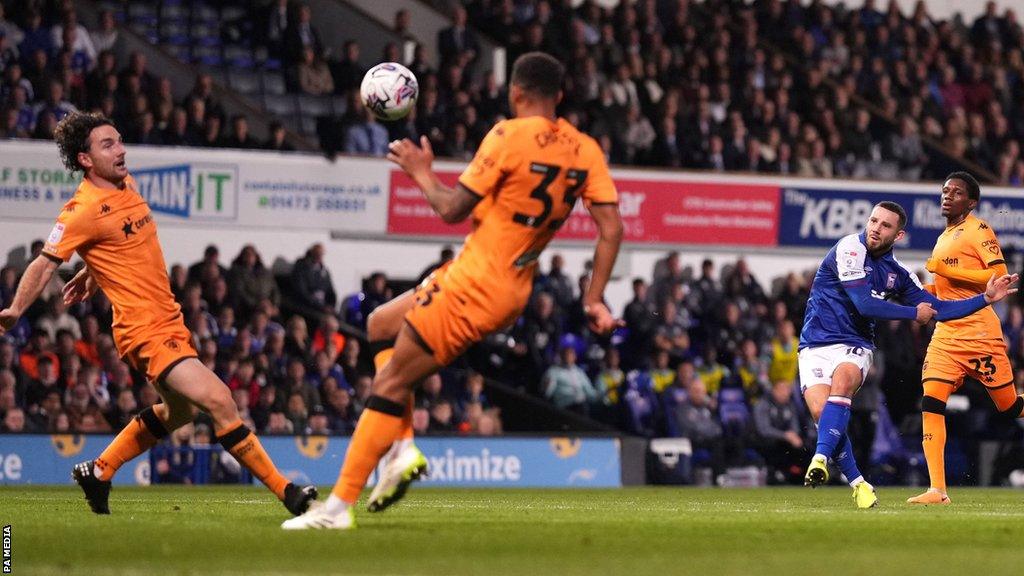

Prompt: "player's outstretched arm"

[926,258,1008,289]
[583,203,624,335]
[0,255,61,334]
[387,136,480,223]
[903,272,1018,321]
[842,280,920,321]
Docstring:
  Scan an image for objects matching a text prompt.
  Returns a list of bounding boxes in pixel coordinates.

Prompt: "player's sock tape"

[217,423,252,450]
[921,396,947,415]
[139,406,170,439]
[366,395,405,417]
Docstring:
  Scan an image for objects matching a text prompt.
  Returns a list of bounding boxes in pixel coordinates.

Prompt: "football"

[360,62,419,121]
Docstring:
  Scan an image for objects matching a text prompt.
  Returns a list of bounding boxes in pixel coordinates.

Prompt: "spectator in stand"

[187,245,228,289]
[509,292,561,392]
[296,46,334,96]
[535,254,574,312]
[222,114,260,149]
[753,380,806,484]
[437,5,479,70]
[673,375,725,480]
[359,272,390,322]
[261,0,290,60]
[285,4,323,65]
[343,107,388,156]
[90,10,118,54]
[542,340,599,415]
[228,245,279,323]
[330,40,364,96]
[263,120,295,151]
[32,79,75,124]
[289,243,337,325]
[1,406,28,432]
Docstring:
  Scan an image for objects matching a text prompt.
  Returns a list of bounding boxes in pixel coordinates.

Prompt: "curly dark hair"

[510,52,564,99]
[53,112,115,173]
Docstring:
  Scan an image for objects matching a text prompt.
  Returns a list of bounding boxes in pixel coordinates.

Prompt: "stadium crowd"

[1,0,1024,184]
[5,239,1024,484]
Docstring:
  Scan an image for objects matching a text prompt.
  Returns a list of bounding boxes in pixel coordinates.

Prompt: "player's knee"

[205,385,238,421]
[921,395,947,415]
[998,395,1024,417]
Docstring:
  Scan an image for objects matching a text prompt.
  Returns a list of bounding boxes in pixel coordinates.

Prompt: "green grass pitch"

[4,485,1024,575]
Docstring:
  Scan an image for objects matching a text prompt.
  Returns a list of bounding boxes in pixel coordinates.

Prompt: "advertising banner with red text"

[387,168,780,247]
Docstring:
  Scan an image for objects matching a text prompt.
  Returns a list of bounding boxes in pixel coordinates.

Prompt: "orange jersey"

[452,117,617,309]
[42,175,184,355]
[930,213,1004,341]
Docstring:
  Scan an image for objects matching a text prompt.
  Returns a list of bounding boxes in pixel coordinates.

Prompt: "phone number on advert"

[258,195,367,212]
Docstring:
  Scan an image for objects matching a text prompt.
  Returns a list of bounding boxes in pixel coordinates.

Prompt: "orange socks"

[94,407,168,481]
[374,344,415,440]
[217,419,290,500]
[921,409,948,493]
[332,396,406,504]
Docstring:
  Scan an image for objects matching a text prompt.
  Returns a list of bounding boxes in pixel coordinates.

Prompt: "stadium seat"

[263,94,298,117]
[261,72,287,96]
[227,70,260,95]
[300,115,319,136]
[298,96,331,117]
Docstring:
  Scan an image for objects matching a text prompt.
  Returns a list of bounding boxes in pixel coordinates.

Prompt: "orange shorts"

[122,325,198,384]
[922,339,1017,410]
[405,264,523,366]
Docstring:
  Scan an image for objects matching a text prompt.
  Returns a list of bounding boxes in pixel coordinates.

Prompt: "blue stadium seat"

[298,96,331,117]
[331,96,349,116]
[261,72,286,96]
[263,94,298,117]
[227,70,260,95]
[718,387,751,437]
[300,115,319,136]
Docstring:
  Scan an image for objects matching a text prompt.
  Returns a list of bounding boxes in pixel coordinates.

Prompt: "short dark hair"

[876,200,908,230]
[510,52,564,99]
[946,171,980,201]
[53,111,114,172]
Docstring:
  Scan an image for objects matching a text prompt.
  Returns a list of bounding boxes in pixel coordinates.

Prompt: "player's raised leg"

[163,358,318,515]
[73,384,193,514]
[283,322,440,530]
[363,289,429,512]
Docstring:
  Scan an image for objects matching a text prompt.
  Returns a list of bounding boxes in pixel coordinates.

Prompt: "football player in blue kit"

[798,201,1017,507]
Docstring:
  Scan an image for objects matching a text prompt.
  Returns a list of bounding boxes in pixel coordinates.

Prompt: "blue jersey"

[800,232,927,350]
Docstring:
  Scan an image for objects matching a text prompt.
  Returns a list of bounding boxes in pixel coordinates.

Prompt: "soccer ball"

[360,62,419,121]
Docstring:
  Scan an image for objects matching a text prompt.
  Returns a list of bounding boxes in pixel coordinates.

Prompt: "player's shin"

[94,406,169,481]
[814,396,852,459]
[833,434,864,486]
[216,419,290,499]
[333,395,407,504]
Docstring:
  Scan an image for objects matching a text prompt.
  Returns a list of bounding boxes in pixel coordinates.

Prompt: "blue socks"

[833,434,863,485]
[815,396,852,464]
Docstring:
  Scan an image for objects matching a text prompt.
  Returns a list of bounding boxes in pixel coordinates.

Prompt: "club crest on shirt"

[953,229,963,240]
[47,223,65,245]
[886,273,897,289]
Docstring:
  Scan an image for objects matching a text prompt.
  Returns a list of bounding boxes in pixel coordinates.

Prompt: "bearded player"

[0,112,317,517]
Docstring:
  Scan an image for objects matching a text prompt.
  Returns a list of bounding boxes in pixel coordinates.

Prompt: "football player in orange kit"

[909,172,1023,505]
[283,52,624,530]
[0,112,317,517]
